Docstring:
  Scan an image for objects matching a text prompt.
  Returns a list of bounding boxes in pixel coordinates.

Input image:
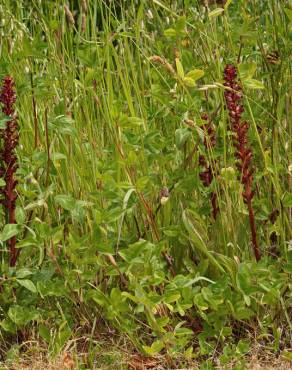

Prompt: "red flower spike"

[0,76,19,267]
[223,65,261,262]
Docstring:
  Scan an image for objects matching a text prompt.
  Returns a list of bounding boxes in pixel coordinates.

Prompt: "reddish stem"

[247,200,261,262]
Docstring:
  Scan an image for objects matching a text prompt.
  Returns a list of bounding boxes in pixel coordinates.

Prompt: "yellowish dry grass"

[1,354,291,370]
[1,340,291,370]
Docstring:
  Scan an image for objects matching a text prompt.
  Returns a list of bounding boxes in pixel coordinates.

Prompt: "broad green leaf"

[49,115,77,137]
[238,62,257,80]
[24,199,46,211]
[16,279,37,293]
[186,69,205,81]
[243,79,265,89]
[54,195,76,211]
[8,305,39,327]
[183,77,196,87]
[143,340,164,356]
[163,291,181,303]
[16,268,33,279]
[0,224,21,242]
[233,307,254,320]
[89,288,110,307]
[0,318,17,333]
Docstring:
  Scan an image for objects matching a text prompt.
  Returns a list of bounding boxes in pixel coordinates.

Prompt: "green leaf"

[175,16,186,33]
[54,194,76,211]
[282,351,292,360]
[194,293,209,310]
[182,210,225,273]
[209,8,224,18]
[164,28,177,37]
[49,115,77,137]
[284,8,292,22]
[51,152,67,161]
[224,0,233,9]
[282,192,292,207]
[174,327,193,336]
[0,115,10,129]
[0,224,21,242]
[238,62,257,80]
[175,58,184,79]
[175,128,191,149]
[0,318,17,333]
[89,288,110,307]
[120,115,144,128]
[0,178,6,186]
[236,340,250,354]
[52,327,72,356]
[143,340,165,356]
[16,268,33,279]
[15,207,26,224]
[16,279,37,293]
[183,77,196,87]
[234,306,254,320]
[186,69,205,81]
[38,324,51,343]
[8,305,39,327]
[163,291,181,304]
[243,78,265,89]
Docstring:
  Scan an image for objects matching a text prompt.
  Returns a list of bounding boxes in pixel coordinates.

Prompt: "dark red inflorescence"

[223,65,260,261]
[0,76,19,266]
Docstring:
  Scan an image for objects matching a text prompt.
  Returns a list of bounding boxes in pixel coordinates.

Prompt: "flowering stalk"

[223,65,261,261]
[0,76,19,267]
[199,113,219,219]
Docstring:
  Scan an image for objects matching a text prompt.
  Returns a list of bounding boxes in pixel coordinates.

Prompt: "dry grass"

[1,351,291,370]
[1,337,291,369]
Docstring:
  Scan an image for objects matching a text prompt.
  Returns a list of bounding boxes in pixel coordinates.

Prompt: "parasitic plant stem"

[223,65,261,261]
[0,76,19,266]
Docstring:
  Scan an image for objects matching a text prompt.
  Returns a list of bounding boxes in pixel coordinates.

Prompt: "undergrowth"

[0,0,291,368]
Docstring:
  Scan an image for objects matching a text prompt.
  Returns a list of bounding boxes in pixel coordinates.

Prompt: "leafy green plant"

[0,0,291,367]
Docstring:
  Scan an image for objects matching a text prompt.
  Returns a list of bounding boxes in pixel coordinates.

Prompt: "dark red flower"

[223,65,261,261]
[0,76,19,266]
